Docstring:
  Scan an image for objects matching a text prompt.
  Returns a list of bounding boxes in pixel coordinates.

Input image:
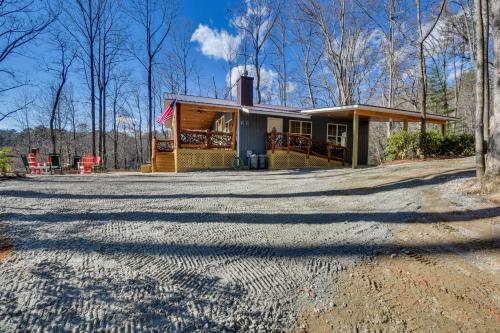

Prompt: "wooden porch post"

[352,112,359,169]
[403,120,409,132]
[441,122,447,136]
[206,130,211,149]
[231,111,237,150]
[175,103,181,149]
[152,136,157,173]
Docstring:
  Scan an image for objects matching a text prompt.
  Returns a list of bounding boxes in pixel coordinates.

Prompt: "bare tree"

[354,0,398,134]
[63,0,105,156]
[415,0,446,156]
[291,17,322,108]
[483,0,490,140]
[109,72,128,169]
[301,0,378,105]
[234,0,281,104]
[270,12,288,106]
[0,0,56,122]
[47,34,75,153]
[484,0,499,190]
[475,0,486,178]
[123,0,176,160]
[96,0,125,161]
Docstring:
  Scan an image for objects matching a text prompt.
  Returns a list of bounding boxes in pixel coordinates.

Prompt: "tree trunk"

[113,94,118,169]
[148,58,153,161]
[418,40,427,155]
[484,0,500,191]
[484,0,490,140]
[50,81,66,154]
[102,43,107,162]
[90,45,96,157]
[475,0,486,179]
[255,48,261,104]
[387,0,396,137]
[98,85,103,157]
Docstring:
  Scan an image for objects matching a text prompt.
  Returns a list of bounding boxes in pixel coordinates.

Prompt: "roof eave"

[242,107,311,119]
[301,104,457,122]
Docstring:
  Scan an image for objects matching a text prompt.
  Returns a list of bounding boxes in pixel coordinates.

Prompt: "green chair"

[48,154,63,174]
[21,155,30,173]
[98,154,107,173]
[72,156,81,170]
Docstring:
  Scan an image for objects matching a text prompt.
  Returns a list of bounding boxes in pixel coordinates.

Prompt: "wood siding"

[238,112,369,166]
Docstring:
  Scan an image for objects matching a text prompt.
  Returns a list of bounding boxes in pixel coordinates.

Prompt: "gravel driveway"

[0,160,475,332]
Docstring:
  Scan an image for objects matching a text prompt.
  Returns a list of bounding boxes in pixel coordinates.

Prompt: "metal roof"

[165,93,240,108]
[165,94,457,122]
[301,104,457,122]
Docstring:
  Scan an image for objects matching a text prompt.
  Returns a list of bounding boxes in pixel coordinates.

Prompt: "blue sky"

[0,0,244,130]
[0,0,465,130]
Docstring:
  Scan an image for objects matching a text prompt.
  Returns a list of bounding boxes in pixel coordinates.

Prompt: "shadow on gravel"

[2,206,498,225]
[11,234,500,258]
[2,259,250,331]
[0,169,474,200]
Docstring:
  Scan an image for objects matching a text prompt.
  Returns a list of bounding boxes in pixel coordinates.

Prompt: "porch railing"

[180,129,233,149]
[155,139,175,152]
[266,132,347,164]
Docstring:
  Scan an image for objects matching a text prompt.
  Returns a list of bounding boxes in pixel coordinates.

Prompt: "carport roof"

[301,104,457,124]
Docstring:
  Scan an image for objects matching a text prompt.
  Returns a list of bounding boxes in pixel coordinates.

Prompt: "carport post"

[441,123,447,136]
[352,112,359,169]
[403,120,408,132]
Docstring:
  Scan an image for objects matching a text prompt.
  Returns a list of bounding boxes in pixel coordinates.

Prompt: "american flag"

[156,99,176,125]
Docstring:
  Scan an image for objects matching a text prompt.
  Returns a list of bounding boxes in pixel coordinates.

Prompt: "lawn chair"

[72,156,81,170]
[93,155,101,173]
[21,155,30,173]
[78,155,94,174]
[27,153,42,174]
[93,154,107,173]
[48,154,63,174]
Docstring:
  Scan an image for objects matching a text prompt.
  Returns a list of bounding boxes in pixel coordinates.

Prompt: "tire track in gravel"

[3,161,463,331]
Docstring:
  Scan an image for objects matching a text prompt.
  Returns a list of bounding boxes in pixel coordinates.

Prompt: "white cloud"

[286,82,297,94]
[227,65,277,97]
[190,24,241,62]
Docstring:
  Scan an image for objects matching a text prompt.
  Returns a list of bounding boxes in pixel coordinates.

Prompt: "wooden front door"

[267,117,283,133]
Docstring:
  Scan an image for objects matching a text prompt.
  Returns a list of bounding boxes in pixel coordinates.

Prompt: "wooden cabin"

[153,75,456,172]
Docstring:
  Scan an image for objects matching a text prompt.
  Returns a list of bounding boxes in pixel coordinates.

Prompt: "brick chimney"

[237,72,254,106]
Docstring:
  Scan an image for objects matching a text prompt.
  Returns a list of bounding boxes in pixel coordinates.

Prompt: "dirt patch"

[296,250,500,333]
[296,165,500,333]
[0,227,12,262]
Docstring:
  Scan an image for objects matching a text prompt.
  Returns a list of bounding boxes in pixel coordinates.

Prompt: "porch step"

[155,152,175,172]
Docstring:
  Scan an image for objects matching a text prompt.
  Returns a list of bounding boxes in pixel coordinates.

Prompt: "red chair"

[79,155,94,174]
[94,156,101,170]
[27,153,42,174]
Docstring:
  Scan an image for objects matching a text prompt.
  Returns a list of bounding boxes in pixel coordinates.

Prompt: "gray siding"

[238,111,268,163]
[237,112,369,166]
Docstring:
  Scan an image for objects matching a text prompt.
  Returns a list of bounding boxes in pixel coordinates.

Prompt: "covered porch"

[152,101,238,172]
[302,105,454,168]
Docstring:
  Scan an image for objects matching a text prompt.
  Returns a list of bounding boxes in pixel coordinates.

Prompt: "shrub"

[0,148,12,173]
[441,132,474,156]
[385,131,474,161]
[385,130,418,161]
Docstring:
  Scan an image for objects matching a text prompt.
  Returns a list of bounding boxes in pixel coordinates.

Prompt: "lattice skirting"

[176,149,237,172]
[266,150,342,170]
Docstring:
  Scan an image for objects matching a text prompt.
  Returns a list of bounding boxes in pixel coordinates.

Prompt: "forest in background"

[0,0,494,170]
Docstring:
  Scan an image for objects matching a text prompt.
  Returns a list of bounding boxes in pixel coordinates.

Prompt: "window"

[327,123,347,146]
[224,120,232,133]
[215,116,224,132]
[289,120,312,138]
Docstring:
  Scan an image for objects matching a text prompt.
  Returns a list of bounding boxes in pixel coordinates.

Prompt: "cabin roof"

[165,93,458,123]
